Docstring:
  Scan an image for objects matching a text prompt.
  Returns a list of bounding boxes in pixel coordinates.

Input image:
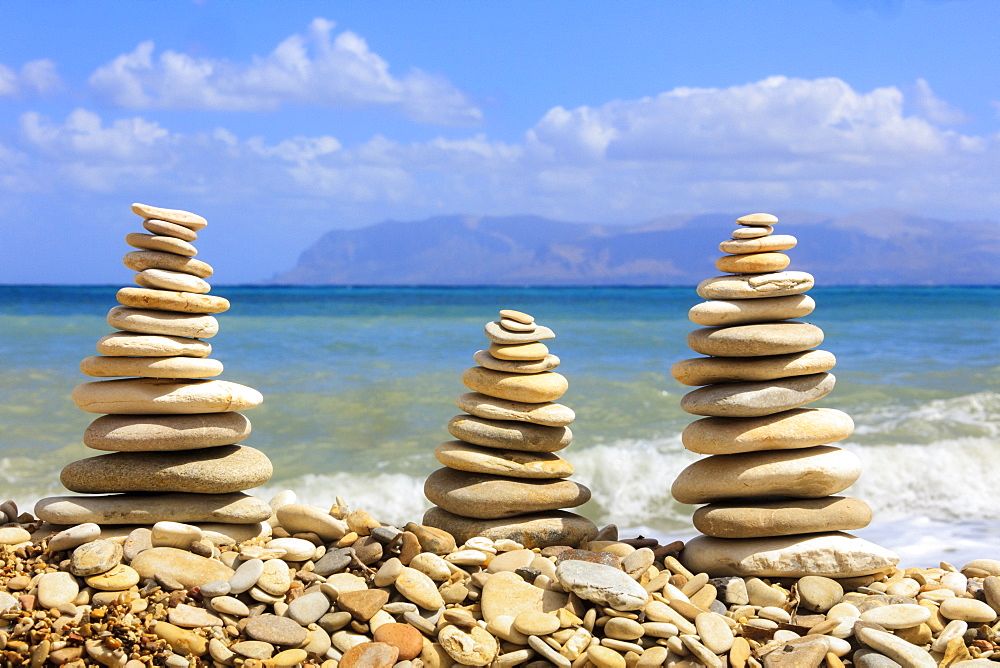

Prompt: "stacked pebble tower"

[34,203,273,532]
[423,309,598,548]
[670,213,898,578]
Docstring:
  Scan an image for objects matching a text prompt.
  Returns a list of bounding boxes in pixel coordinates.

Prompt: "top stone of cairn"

[736,213,779,226]
[131,203,208,231]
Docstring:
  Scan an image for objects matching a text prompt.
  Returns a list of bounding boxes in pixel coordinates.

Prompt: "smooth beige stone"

[96,331,211,358]
[107,306,219,338]
[117,287,229,314]
[424,468,590,519]
[86,564,141,591]
[125,232,198,257]
[715,252,790,274]
[671,445,861,504]
[474,350,559,374]
[72,378,263,414]
[132,547,235,587]
[394,566,445,610]
[489,342,549,360]
[732,225,772,238]
[682,407,854,454]
[687,322,824,358]
[860,604,932,629]
[60,445,272,493]
[682,533,899,578]
[719,234,796,254]
[133,203,208,230]
[672,350,836,386]
[479,570,569,622]
[680,372,835,417]
[697,271,814,300]
[737,213,779,226]
[854,627,935,668]
[456,393,575,427]
[84,412,251,451]
[938,598,998,623]
[80,355,223,379]
[484,321,555,345]
[34,492,272,525]
[689,295,815,327]
[693,497,872,538]
[142,218,198,241]
[500,318,536,332]
[424,507,597,550]
[123,250,213,278]
[134,268,210,294]
[462,367,568,403]
[448,415,572,452]
[435,440,573,478]
[500,309,534,324]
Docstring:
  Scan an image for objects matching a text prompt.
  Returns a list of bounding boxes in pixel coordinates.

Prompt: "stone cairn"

[670,213,898,578]
[34,203,273,533]
[423,309,598,548]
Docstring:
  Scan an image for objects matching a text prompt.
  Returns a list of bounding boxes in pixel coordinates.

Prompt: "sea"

[1,285,997,567]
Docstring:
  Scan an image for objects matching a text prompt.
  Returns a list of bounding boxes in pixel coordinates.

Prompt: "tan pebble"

[587,645,626,668]
[939,598,997,623]
[500,309,534,324]
[732,225,773,238]
[736,213,779,226]
[132,203,208,230]
[126,232,198,257]
[462,367,568,403]
[604,617,644,641]
[437,625,498,666]
[394,567,445,610]
[514,610,561,636]
[271,648,309,667]
[729,636,752,668]
[79,355,223,379]
[123,249,213,278]
[153,621,209,656]
[142,217,198,241]
[116,287,229,314]
[85,564,140,591]
[694,612,734,653]
[134,267,210,293]
[500,317,536,332]
[486,614,530,644]
[715,252,790,274]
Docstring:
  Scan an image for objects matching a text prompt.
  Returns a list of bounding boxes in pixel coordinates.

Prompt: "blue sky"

[1,0,997,283]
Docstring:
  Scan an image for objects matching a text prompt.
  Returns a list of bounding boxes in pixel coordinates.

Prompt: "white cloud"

[912,78,968,125]
[88,18,481,126]
[0,59,61,97]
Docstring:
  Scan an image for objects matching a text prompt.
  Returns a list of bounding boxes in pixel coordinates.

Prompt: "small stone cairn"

[34,203,273,532]
[423,309,598,548]
[670,213,899,578]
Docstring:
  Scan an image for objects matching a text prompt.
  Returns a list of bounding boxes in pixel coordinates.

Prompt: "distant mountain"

[271,211,999,285]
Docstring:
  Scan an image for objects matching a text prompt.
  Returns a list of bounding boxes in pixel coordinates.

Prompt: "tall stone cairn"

[35,203,273,532]
[423,309,598,548]
[670,213,898,578]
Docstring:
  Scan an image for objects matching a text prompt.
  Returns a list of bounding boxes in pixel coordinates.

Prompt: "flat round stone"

[86,564,140,591]
[117,288,230,314]
[697,271,814,300]
[125,232,198,257]
[135,268,210,294]
[435,441,573,478]
[425,507,597,550]
[485,321,555,345]
[132,546,235,588]
[672,350,836,386]
[70,539,123,575]
[500,309,534,324]
[693,497,872,538]
[689,295,816,327]
[671,445,861,504]
[736,213,779,226]
[556,559,649,611]
[34,492,271,525]
[72,378,263,414]
[123,250,213,278]
[60,445,272,493]
[860,604,933,629]
[80,355,223,379]
[448,415,572,452]
[680,372,835,417]
[96,331,211,358]
[732,225,772,239]
[424,468,591,519]
[682,408,854,454]
[462,367,568,403]
[500,318,536,332]
[143,218,198,241]
[680,532,899,578]
[474,350,559,374]
[719,234,797,254]
[84,413,251,451]
[37,572,80,608]
[132,203,208,230]
[107,306,219,338]
[715,252,790,274]
[456,393,575,427]
[489,342,549,360]
[687,322,824,357]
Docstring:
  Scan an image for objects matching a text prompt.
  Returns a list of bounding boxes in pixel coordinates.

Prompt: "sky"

[1,0,998,284]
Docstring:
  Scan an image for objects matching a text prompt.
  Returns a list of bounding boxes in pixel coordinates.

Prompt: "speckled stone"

[693,497,872,538]
[455,393,575,427]
[83,412,251,452]
[687,322,824,358]
[424,468,590,519]
[447,415,572,452]
[462,367,568,403]
[680,373,836,418]
[72,378,262,414]
[671,350,836,386]
[435,441,573,478]
[682,407,854,455]
[96,331,212,358]
[123,250,213,278]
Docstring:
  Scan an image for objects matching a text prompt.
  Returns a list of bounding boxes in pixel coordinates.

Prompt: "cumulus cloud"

[911,78,968,125]
[88,18,481,125]
[0,59,61,97]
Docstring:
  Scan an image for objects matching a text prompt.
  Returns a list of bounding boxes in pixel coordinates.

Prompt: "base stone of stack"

[693,496,872,538]
[34,492,272,525]
[424,468,591,519]
[423,507,597,549]
[59,445,272,493]
[680,532,900,578]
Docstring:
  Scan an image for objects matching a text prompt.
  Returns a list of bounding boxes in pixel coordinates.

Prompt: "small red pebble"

[373,623,423,661]
[17,594,35,610]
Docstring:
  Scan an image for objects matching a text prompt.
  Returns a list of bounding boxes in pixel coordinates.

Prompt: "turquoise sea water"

[1,285,998,564]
